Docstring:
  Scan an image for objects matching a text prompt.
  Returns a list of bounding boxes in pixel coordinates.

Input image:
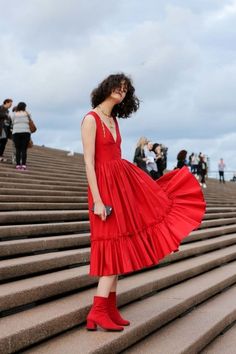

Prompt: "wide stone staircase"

[1,144,236,354]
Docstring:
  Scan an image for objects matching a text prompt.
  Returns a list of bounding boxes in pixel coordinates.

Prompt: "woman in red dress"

[81,73,206,332]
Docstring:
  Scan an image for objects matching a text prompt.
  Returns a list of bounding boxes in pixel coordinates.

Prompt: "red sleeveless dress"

[81,111,206,276]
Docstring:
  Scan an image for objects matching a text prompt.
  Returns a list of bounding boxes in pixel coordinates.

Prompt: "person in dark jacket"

[0,98,13,162]
[133,137,151,176]
[176,150,188,169]
[198,155,207,188]
[152,143,165,178]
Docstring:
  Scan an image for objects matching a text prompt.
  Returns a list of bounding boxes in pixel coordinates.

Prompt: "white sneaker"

[203,184,207,188]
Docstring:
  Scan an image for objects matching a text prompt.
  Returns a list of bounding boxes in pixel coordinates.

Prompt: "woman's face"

[110,81,128,104]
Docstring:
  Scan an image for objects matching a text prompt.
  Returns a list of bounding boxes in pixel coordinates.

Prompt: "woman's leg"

[13,134,21,166]
[96,275,117,297]
[87,274,124,331]
[111,275,118,291]
[0,138,8,157]
[21,133,30,165]
[107,275,130,325]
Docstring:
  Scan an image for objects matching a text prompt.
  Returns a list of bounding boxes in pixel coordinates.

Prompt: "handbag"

[28,139,33,148]
[28,116,37,133]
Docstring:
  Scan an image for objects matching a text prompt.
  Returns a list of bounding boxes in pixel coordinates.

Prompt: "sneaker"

[22,165,27,170]
[16,165,21,170]
[203,183,207,188]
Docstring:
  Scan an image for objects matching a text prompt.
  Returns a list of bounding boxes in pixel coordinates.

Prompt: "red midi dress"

[81,111,206,276]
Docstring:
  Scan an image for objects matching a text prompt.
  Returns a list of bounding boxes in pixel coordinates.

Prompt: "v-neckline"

[93,111,118,143]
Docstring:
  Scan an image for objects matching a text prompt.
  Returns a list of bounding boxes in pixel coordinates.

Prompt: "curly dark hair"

[91,73,140,118]
[177,150,188,161]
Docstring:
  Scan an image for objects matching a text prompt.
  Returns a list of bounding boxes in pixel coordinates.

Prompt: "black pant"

[13,133,30,165]
[219,171,225,183]
[150,169,159,180]
[200,172,206,184]
[191,164,198,174]
[0,138,8,156]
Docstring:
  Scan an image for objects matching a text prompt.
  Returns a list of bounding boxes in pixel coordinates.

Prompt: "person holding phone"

[81,73,206,332]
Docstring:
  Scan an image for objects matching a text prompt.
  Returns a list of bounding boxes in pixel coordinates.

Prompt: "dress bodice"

[84,111,122,165]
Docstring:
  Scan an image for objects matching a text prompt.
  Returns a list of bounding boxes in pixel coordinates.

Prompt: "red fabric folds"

[83,111,206,276]
[88,161,206,276]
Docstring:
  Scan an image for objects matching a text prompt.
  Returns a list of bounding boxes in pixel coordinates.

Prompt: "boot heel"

[86,319,97,331]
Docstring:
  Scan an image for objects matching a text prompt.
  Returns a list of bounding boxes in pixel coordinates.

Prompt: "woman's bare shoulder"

[81,113,96,127]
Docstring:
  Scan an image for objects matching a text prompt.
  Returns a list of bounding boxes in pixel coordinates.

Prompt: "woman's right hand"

[93,201,107,221]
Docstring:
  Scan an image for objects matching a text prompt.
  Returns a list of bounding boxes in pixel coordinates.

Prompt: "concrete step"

[207,202,236,207]
[0,181,86,192]
[0,233,90,257]
[0,210,88,225]
[0,160,86,176]
[0,221,89,240]
[200,217,236,229]
[123,284,236,354]
[0,195,87,203]
[0,170,86,183]
[206,207,236,213]
[2,212,235,228]
[182,224,236,243]
[14,262,236,354]
[0,202,88,211]
[0,214,234,243]
[0,175,87,187]
[2,222,235,259]
[201,321,236,353]
[0,248,91,281]
[0,187,86,196]
[0,166,86,181]
[1,240,236,312]
[204,212,236,220]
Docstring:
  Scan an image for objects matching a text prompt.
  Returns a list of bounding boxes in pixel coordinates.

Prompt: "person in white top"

[218,158,226,183]
[144,141,158,180]
[11,102,31,170]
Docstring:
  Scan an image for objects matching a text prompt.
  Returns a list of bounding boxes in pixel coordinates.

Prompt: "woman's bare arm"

[81,115,106,220]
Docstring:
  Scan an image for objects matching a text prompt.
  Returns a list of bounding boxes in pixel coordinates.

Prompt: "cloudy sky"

[1,0,236,177]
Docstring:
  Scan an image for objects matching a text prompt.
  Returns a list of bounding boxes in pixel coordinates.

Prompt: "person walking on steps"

[0,98,13,162]
[198,155,208,188]
[81,73,206,332]
[218,158,226,184]
[11,102,31,170]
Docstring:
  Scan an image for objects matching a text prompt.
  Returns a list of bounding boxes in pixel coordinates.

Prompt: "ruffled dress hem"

[89,166,206,276]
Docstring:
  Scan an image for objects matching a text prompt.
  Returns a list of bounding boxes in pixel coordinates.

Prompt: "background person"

[0,98,13,162]
[11,102,31,170]
[218,158,226,184]
[176,150,188,169]
[198,155,208,188]
[152,143,165,178]
[133,137,150,175]
[144,141,159,180]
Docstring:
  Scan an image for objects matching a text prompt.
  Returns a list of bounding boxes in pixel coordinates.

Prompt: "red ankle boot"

[86,295,124,331]
[108,292,130,326]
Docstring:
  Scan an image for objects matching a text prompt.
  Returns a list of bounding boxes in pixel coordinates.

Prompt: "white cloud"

[0,0,236,175]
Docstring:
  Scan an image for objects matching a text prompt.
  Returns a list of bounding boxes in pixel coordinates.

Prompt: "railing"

[207,171,236,182]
